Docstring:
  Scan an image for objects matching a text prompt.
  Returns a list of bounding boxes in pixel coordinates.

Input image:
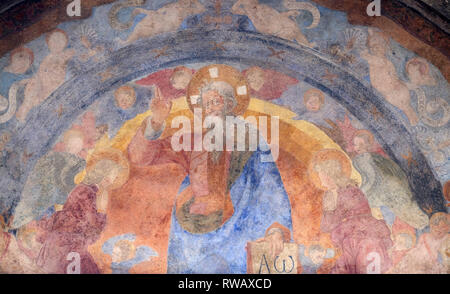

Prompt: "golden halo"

[308,149,352,190]
[85,147,130,191]
[186,64,250,116]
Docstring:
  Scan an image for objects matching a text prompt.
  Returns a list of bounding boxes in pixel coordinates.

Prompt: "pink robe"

[36,184,106,274]
[128,124,232,217]
[321,186,393,274]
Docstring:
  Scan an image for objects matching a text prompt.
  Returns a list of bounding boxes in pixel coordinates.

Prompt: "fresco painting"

[0,0,448,274]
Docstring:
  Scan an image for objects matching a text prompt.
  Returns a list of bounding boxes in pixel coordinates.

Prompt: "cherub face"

[353,136,370,154]
[171,71,192,90]
[368,37,387,57]
[309,248,326,265]
[246,69,265,92]
[305,95,322,112]
[431,216,449,239]
[65,135,84,155]
[112,240,135,263]
[47,31,68,53]
[10,50,33,74]
[115,90,136,110]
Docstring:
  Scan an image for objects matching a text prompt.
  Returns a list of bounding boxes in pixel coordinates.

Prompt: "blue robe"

[167,146,292,274]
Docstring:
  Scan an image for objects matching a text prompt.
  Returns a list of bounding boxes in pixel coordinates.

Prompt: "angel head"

[170,67,193,90]
[112,239,136,263]
[63,129,85,155]
[303,88,325,112]
[244,66,266,92]
[307,244,327,265]
[114,85,136,110]
[429,212,449,239]
[367,28,390,57]
[46,29,69,53]
[353,130,375,154]
[6,47,34,74]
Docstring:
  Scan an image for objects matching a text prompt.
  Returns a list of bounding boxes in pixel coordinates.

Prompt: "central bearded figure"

[127,65,293,273]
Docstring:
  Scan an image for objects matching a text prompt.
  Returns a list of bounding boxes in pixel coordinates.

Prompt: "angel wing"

[11,151,85,229]
[371,153,410,191]
[370,153,429,229]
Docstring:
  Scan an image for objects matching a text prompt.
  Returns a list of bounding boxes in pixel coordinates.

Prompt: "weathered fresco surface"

[0,0,448,274]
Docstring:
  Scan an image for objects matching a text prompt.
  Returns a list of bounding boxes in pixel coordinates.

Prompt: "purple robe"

[36,184,106,274]
[321,186,393,274]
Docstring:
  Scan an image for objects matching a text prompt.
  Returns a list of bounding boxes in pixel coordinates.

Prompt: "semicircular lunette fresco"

[0,0,448,274]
